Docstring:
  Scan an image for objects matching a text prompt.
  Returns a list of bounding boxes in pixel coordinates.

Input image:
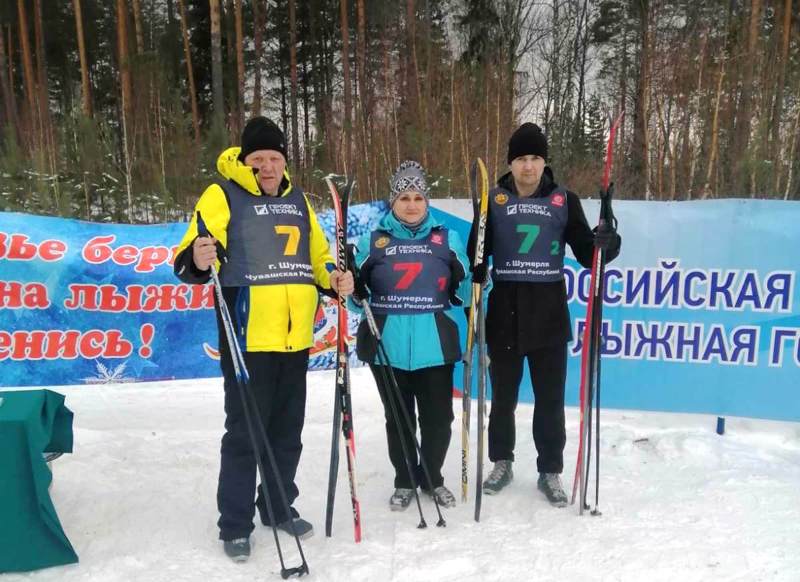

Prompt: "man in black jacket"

[468,122,621,506]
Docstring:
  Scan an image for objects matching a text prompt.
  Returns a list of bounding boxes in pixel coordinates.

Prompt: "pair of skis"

[571,113,623,516]
[461,158,490,522]
[323,174,449,539]
[324,177,362,542]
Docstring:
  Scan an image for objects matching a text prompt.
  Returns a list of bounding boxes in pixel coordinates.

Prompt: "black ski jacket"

[467,168,621,353]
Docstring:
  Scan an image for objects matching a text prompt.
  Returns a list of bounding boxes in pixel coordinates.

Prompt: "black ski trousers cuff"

[370,363,455,490]
[217,349,309,541]
[487,343,567,474]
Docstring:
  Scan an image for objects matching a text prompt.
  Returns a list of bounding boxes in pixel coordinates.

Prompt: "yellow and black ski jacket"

[174,147,335,352]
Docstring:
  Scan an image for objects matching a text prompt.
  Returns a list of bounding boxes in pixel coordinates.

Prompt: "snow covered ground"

[5,367,800,582]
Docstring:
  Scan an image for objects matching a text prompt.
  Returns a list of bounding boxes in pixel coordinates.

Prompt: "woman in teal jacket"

[351,161,471,511]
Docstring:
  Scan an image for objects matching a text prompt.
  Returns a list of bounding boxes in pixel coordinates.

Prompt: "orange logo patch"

[375,236,390,249]
[494,193,508,205]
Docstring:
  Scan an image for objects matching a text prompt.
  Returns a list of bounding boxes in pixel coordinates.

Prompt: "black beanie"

[507,122,548,164]
[239,117,288,161]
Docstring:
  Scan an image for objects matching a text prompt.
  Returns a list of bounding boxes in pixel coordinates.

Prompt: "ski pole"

[360,299,447,527]
[474,290,488,522]
[589,180,618,517]
[197,211,309,578]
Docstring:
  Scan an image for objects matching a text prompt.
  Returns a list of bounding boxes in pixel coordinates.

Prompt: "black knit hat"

[239,116,287,161]
[507,122,548,164]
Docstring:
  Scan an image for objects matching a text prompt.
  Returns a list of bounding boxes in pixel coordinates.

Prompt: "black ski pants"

[487,343,567,474]
[370,363,455,490]
[217,348,308,541]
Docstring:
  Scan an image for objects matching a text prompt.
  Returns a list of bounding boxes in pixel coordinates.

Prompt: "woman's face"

[393,190,428,223]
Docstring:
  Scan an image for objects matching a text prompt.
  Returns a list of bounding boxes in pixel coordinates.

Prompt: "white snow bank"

[4,368,799,582]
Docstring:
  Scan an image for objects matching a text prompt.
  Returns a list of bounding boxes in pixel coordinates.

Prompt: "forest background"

[0,0,797,223]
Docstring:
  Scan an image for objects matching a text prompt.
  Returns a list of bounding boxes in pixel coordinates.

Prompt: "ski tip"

[324,174,353,192]
[325,174,357,202]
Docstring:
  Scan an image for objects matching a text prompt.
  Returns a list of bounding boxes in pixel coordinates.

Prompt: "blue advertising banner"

[2,199,798,422]
[432,199,800,422]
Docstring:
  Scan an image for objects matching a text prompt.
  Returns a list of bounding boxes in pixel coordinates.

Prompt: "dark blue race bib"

[218,181,314,287]
[367,229,452,314]
[489,187,568,282]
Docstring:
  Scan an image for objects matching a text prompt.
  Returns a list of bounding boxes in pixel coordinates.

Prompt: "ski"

[324,177,362,542]
[461,164,481,502]
[468,158,490,521]
[571,113,623,515]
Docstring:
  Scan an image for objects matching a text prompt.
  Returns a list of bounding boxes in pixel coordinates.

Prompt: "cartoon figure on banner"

[309,296,361,370]
[311,297,342,355]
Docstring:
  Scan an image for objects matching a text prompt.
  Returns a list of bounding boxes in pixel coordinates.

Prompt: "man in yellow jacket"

[174,117,353,562]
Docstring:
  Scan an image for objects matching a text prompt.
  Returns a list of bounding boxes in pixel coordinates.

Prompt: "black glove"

[471,262,489,286]
[346,243,370,302]
[353,278,370,303]
[593,224,618,251]
[345,243,357,273]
